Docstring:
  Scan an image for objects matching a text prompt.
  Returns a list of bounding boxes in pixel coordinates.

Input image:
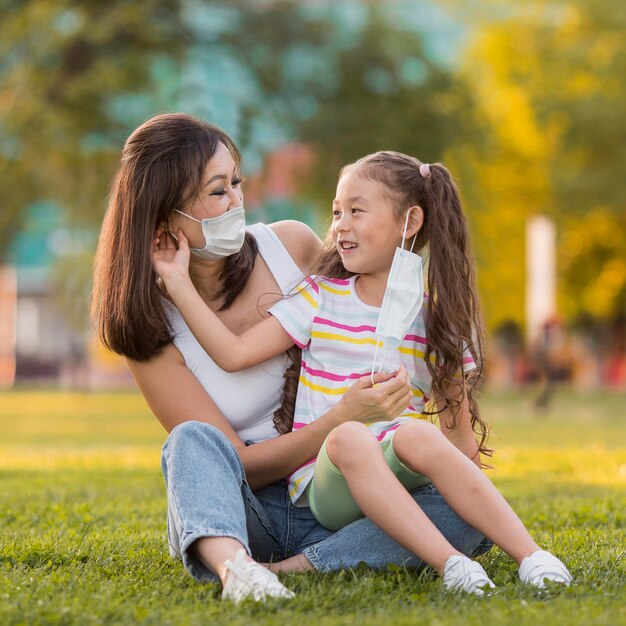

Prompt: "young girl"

[153,151,572,595]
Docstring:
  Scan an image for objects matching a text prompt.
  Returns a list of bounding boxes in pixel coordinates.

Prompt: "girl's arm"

[153,230,294,372]
[436,389,482,469]
[129,344,413,490]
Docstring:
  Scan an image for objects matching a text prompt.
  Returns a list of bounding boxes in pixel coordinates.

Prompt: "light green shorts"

[305,429,432,531]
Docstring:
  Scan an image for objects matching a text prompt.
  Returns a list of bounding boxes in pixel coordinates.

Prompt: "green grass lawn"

[1,389,625,625]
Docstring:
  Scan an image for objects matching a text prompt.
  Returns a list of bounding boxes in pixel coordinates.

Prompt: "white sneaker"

[221,549,295,603]
[443,555,496,596]
[519,550,573,588]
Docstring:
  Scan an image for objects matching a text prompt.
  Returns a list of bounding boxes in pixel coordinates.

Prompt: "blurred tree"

[528,0,626,320]
[0,0,184,255]
[297,3,478,214]
[451,0,626,327]
[2,0,472,340]
[446,22,552,331]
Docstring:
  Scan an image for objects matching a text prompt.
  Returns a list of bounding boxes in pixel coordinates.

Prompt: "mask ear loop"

[371,208,415,384]
[175,209,203,223]
[402,207,418,253]
[371,340,390,385]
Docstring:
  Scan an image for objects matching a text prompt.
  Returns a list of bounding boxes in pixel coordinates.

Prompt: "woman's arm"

[436,390,482,469]
[127,343,248,445]
[153,230,295,372]
[130,343,413,490]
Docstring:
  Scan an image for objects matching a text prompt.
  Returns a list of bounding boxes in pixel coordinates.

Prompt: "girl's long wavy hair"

[91,113,258,361]
[274,151,491,461]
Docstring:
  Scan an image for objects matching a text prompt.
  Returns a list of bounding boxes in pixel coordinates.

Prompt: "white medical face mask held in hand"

[371,208,424,382]
[173,206,246,260]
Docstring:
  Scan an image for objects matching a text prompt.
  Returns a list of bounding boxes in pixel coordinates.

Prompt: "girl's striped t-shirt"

[269,274,476,504]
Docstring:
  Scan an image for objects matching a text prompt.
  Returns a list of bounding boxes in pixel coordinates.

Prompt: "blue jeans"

[161,421,492,582]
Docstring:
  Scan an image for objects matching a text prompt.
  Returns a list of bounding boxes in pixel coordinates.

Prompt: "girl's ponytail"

[420,164,491,462]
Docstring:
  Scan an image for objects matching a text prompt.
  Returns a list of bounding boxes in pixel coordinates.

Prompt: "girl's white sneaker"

[519,550,573,588]
[221,549,295,603]
[443,555,496,595]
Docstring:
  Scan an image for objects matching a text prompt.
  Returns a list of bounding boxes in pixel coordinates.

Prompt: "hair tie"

[419,163,431,178]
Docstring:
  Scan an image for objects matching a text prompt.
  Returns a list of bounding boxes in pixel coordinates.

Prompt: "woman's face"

[168,142,244,249]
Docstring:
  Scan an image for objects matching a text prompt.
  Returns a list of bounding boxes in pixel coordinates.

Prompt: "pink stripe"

[313,316,376,333]
[301,359,368,382]
[463,357,474,364]
[303,276,319,293]
[293,422,308,430]
[404,334,427,344]
[323,277,350,285]
[375,423,403,441]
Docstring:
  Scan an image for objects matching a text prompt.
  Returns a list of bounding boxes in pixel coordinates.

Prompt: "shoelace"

[524,562,571,582]
[459,568,490,588]
[520,551,572,586]
[444,557,494,594]
[225,555,283,591]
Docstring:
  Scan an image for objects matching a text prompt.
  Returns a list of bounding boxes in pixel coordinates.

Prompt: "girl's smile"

[337,239,359,253]
[331,170,403,281]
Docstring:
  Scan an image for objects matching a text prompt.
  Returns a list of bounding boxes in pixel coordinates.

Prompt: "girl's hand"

[152,229,191,287]
[333,365,412,424]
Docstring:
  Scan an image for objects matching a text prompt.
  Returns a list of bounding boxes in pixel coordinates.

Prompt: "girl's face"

[331,169,404,279]
[167,142,244,249]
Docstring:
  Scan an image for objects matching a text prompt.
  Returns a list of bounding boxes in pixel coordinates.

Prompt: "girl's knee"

[326,421,378,467]
[394,420,447,460]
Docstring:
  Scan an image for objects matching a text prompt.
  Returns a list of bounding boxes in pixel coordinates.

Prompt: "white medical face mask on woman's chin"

[371,208,424,382]
[172,205,246,260]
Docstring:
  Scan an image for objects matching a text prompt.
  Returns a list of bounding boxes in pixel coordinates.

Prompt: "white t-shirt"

[164,223,305,443]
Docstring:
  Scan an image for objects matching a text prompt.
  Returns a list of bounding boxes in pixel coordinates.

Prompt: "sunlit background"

[1,0,625,394]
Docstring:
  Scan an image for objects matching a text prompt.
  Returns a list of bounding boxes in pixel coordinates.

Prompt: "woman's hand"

[152,229,191,287]
[330,365,413,425]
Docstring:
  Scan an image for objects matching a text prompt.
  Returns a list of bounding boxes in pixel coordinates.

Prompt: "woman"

[91,113,491,602]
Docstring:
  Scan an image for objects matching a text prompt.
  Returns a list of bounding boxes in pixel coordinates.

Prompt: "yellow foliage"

[449,25,552,331]
[559,212,626,318]
[451,2,625,326]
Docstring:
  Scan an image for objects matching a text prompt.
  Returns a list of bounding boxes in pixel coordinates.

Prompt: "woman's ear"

[405,205,424,240]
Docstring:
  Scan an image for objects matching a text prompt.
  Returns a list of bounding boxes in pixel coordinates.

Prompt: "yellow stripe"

[319,282,350,295]
[297,287,318,309]
[299,376,349,395]
[312,331,384,347]
[363,413,426,427]
[398,346,426,358]
[411,388,424,397]
[288,473,311,498]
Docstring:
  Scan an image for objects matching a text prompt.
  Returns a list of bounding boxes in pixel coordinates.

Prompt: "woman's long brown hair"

[91,113,258,361]
[274,151,491,460]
